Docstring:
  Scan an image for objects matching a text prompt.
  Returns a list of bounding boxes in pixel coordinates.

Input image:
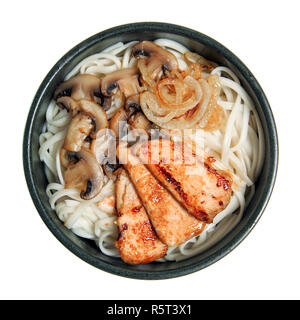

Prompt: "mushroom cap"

[58,98,109,150]
[124,93,141,115]
[103,162,121,182]
[64,147,104,200]
[101,67,141,98]
[109,107,129,139]
[77,99,108,138]
[125,94,151,133]
[54,74,101,102]
[60,149,79,168]
[109,93,151,141]
[90,129,112,164]
[132,41,178,79]
[101,95,113,112]
[56,96,80,116]
[63,113,93,152]
[128,111,151,132]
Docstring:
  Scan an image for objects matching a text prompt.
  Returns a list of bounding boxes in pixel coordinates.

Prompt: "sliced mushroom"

[128,111,151,132]
[132,41,178,80]
[101,67,141,98]
[60,149,79,168]
[103,162,121,182]
[82,136,92,149]
[125,94,151,132]
[77,99,108,138]
[54,74,102,102]
[63,113,93,152]
[91,129,111,164]
[56,96,80,116]
[64,148,104,200]
[109,107,129,139]
[114,89,126,108]
[109,93,151,140]
[124,93,141,116]
[101,95,113,111]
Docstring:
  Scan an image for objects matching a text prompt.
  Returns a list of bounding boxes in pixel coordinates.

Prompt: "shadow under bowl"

[23,22,278,280]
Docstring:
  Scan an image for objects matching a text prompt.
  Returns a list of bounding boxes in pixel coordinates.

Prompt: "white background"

[1,0,299,300]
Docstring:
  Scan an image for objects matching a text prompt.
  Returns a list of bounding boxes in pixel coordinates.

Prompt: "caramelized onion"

[202,104,226,131]
[140,92,177,124]
[159,79,211,129]
[184,52,217,72]
[157,78,186,106]
[182,54,202,80]
[156,76,202,117]
[197,74,221,128]
[139,74,221,129]
[137,59,156,88]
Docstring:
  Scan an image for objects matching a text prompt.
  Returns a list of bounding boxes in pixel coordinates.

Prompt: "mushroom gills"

[125,94,141,116]
[132,41,179,81]
[109,107,129,139]
[103,162,122,181]
[54,74,102,102]
[63,113,93,152]
[128,111,151,132]
[60,149,80,168]
[101,67,141,98]
[64,148,104,200]
[56,96,80,116]
[94,91,112,111]
[77,99,108,138]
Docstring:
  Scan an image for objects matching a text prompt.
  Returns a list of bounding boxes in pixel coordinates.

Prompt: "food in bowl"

[39,39,264,264]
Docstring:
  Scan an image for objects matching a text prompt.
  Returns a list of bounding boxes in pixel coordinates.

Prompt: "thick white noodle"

[39,39,264,262]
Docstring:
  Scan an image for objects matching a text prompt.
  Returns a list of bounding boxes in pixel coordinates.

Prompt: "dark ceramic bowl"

[23,22,278,279]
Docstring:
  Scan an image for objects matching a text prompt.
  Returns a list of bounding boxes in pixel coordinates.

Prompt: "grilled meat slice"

[133,139,232,223]
[118,144,205,247]
[115,169,167,264]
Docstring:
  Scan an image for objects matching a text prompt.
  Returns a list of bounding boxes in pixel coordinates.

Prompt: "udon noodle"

[39,39,264,261]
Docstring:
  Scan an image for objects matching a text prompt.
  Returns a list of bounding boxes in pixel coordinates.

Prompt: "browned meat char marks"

[115,169,167,264]
[133,140,232,223]
[118,144,205,247]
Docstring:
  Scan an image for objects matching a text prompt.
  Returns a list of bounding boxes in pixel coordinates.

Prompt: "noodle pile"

[39,39,264,261]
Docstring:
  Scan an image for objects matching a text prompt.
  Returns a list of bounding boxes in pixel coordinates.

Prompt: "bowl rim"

[23,22,278,280]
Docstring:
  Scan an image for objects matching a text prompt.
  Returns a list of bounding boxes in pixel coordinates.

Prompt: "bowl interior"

[24,23,278,279]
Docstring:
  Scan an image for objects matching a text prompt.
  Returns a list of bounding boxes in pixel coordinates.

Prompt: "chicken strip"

[115,169,167,264]
[133,139,232,223]
[118,143,205,247]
